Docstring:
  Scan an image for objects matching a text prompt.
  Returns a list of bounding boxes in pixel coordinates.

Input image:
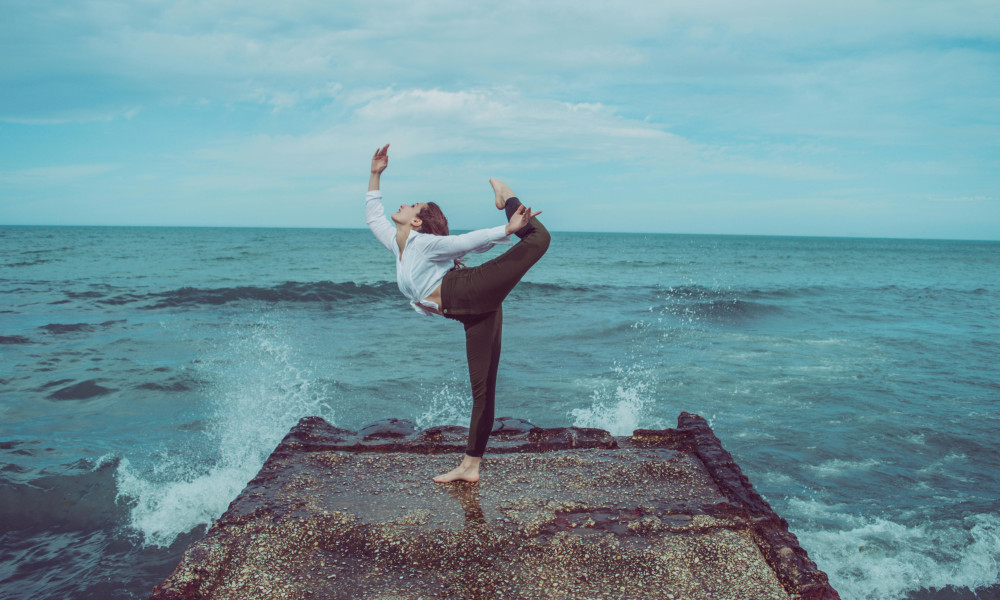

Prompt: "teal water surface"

[1,226,998,599]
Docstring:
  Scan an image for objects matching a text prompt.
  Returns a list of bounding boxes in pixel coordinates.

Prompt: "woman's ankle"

[503,197,522,220]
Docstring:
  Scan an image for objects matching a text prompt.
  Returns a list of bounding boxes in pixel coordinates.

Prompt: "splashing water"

[414,380,471,430]
[115,314,335,547]
[569,359,664,436]
[789,498,1000,600]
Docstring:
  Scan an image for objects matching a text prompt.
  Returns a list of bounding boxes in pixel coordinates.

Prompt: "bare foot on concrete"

[433,455,481,483]
[489,178,515,210]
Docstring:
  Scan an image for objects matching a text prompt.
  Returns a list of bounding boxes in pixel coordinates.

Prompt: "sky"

[1,0,998,239]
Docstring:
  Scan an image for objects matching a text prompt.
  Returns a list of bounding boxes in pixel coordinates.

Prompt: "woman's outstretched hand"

[505,204,541,236]
[371,144,389,174]
[368,144,389,192]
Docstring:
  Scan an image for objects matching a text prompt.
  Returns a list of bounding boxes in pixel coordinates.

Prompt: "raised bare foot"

[489,178,515,210]
[433,456,481,483]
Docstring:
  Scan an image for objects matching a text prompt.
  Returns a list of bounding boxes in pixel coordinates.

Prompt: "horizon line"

[1,223,997,243]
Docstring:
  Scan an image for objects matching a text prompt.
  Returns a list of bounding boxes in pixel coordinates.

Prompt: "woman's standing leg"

[463,308,502,458]
[432,308,501,483]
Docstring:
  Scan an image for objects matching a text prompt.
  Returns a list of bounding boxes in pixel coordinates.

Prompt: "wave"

[46,379,117,401]
[687,298,782,322]
[115,314,335,547]
[0,335,32,344]
[659,283,833,301]
[654,296,783,324]
[134,380,195,393]
[34,278,998,314]
[0,457,124,534]
[133,370,202,393]
[0,456,188,600]
[787,498,1000,600]
[647,284,839,325]
[63,290,109,300]
[96,281,400,309]
[804,458,884,478]
[516,281,595,295]
[39,322,96,334]
[3,259,53,268]
[93,280,635,310]
[37,320,124,335]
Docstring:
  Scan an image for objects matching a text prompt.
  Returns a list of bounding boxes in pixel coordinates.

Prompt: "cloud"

[4,0,996,132]
[0,107,140,126]
[185,85,845,186]
[925,195,995,203]
[187,86,692,172]
[0,164,120,185]
[352,88,684,154]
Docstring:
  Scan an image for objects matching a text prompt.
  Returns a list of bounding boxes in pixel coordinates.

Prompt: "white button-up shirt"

[366,190,512,316]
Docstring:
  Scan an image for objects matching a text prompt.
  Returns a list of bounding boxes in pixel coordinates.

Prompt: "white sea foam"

[569,360,664,436]
[115,315,334,548]
[414,381,471,430]
[804,458,883,478]
[788,498,1000,600]
[917,452,971,481]
[115,458,252,547]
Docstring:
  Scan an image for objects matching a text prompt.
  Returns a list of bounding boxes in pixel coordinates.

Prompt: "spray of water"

[115,315,334,548]
[569,359,663,436]
[790,498,1000,600]
[414,380,471,430]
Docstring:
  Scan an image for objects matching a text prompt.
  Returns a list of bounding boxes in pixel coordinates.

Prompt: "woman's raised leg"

[440,182,549,317]
[492,178,540,240]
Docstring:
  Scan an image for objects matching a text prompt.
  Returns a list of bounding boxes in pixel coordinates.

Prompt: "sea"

[1,225,998,600]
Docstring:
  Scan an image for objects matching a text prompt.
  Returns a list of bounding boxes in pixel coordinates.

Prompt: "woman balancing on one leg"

[365,144,550,483]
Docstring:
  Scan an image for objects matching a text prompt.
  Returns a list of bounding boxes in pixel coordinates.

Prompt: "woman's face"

[392,202,427,226]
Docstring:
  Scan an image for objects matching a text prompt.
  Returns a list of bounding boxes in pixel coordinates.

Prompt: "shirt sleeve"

[365,191,396,253]
[420,225,512,260]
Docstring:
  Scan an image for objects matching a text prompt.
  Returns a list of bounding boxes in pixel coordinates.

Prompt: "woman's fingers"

[517,206,541,221]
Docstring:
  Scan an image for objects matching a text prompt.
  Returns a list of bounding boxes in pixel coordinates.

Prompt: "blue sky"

[1,0,998,239]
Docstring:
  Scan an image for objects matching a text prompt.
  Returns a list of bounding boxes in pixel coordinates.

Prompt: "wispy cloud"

[926,195,995,203]
[0,164,120,185]
[0,107,140,126]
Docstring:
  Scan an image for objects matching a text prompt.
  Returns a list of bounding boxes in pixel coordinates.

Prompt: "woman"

[365,144,549,483]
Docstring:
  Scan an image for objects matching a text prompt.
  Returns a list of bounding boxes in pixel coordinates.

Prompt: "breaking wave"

[788,498,1000,600]
[114,315,336,547]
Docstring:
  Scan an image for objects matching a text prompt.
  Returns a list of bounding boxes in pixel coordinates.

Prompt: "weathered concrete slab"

[150,412,840,600]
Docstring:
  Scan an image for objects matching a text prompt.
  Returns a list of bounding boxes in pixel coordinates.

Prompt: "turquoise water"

[1,225,998,599]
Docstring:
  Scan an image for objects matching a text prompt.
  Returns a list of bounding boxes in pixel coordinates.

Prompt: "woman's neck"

[395,224,413,255]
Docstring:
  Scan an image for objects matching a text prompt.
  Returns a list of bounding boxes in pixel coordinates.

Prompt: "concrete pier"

[149,412,840,600]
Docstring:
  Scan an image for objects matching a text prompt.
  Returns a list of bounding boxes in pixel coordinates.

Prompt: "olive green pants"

[440,198,550,457]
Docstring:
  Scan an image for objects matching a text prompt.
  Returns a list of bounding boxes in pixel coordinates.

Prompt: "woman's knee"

[538,227,550,253]
[528,222,550,255]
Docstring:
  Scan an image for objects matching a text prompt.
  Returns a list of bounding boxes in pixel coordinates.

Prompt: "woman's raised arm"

[365,144,396,252]
[369,144,389,192]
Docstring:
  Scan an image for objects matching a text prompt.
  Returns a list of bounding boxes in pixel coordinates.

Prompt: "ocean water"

[1,225,998,600]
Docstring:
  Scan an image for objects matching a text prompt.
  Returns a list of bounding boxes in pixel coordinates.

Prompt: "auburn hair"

[417,202,464,269]
[417,202,449,236]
